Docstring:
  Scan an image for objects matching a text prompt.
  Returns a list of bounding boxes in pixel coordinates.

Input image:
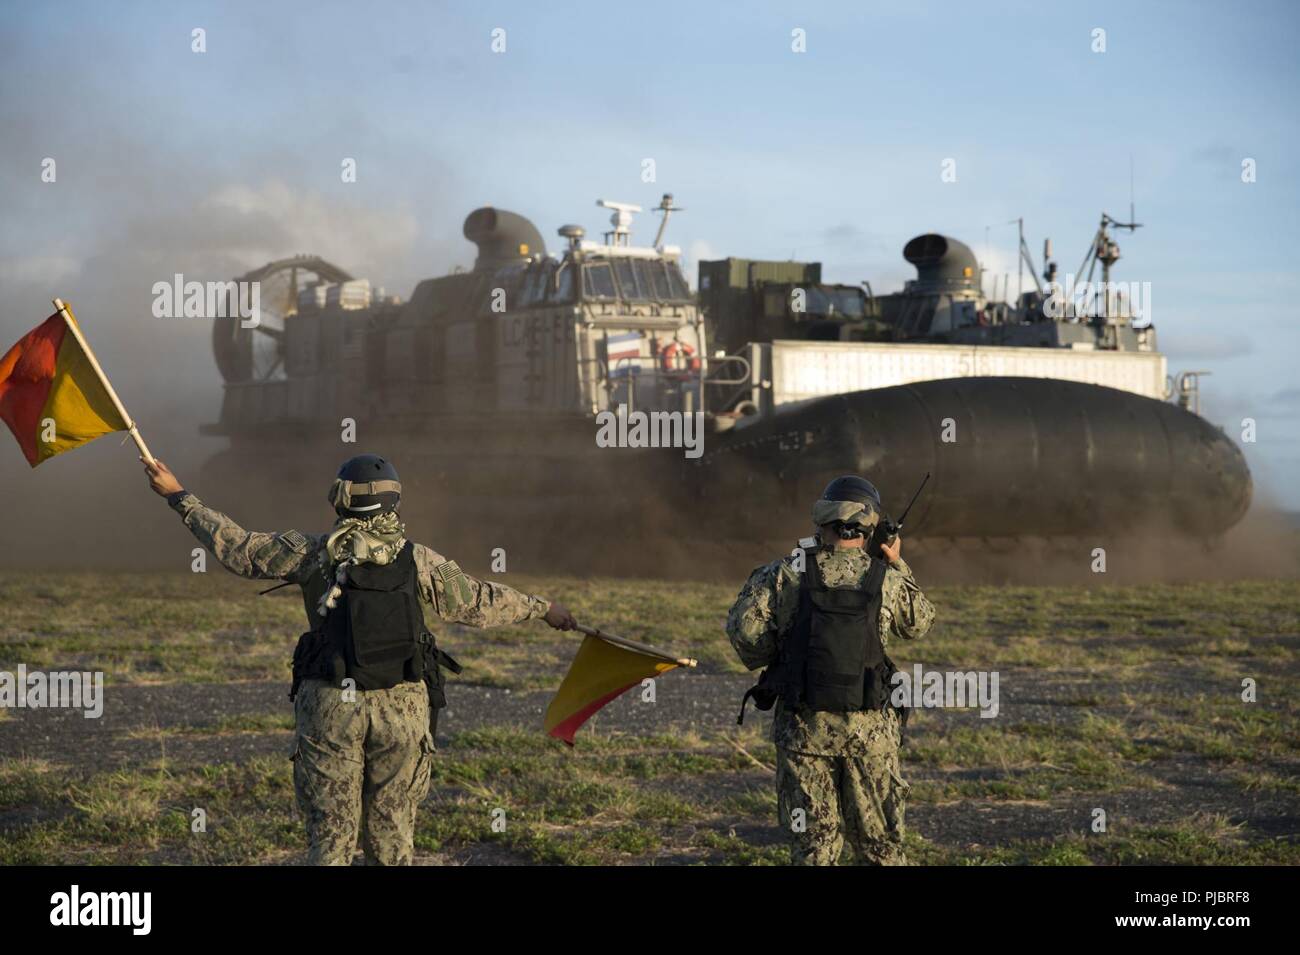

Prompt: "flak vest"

[322,540,424,690]
[289,540,463,734]
[738,547,901,724]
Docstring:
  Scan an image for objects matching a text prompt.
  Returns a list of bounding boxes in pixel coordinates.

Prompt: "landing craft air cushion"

[203,196,1252,553]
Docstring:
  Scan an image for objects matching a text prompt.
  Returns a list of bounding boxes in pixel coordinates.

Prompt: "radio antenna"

[1129,154,1136,225]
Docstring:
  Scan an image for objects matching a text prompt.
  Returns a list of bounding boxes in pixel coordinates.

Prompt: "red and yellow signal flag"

[0,299,154,467]
[545,624,698,745]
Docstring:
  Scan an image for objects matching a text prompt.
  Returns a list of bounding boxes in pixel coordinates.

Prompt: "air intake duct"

[462,208,547,271]
[902,233,980,290]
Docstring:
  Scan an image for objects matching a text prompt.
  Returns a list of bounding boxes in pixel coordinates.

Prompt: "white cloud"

[1159,331,1253,361]
[188,181,423,282]
[685,239,718,289]
[0,254,80,286]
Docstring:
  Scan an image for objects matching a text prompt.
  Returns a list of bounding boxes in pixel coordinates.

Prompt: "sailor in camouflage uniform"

[145,453,576,865]
[727,475,934,866]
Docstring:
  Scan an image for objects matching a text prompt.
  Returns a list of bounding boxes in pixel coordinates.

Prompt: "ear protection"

[327,478,402,512]
[834,521,866,540]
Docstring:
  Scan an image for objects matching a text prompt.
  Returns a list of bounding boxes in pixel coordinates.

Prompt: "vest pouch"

[348,586,418,666]
[324,542,423,691]
[418,632,463,739]
[418,633,448,710]
[867,654,908,728]
[802,590,876,711]
[754,547,887,715]
[803,668,866,711]
[290,630,327,701]
[736,668,780,724]
[863,661,891,710]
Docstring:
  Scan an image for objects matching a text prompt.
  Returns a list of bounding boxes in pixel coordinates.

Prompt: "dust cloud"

[0,107,466,570]
[558,500,1300,587]
[3,429,1296,586]
[1,129,1294,584]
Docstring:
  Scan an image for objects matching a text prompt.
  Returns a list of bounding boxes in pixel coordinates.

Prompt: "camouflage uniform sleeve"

[880,556,935,643]
[725,557,800,671]
[412,544,549,628]
[169,492,320,583]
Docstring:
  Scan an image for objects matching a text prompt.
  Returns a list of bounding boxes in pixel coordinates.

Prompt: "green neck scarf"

[316,510,407,617]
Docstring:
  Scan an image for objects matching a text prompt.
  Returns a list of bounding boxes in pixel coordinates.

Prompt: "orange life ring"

[659,341,701,376]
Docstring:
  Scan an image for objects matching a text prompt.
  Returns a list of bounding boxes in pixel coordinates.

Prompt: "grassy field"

[1,571,1297,865]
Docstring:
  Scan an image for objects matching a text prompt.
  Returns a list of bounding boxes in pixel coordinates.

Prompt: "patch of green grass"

[688,828,788,865]
[4,573,1298,690]
[913,813,1300,866]
[1220,768,1300,795]
[0,758,65,813]
[1086,814,1300,866]
[906,713,1160,801]
[125,712,295,740]
[418,728,770,862]
[1,571,1296,865]
[0,756,301,865]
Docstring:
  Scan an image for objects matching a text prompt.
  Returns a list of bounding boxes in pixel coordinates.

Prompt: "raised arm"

[145,458,318,582]
[413,544,576,630]
[881,555,935,642]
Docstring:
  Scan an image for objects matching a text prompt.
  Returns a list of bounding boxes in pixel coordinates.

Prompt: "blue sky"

[2,0,1298,506]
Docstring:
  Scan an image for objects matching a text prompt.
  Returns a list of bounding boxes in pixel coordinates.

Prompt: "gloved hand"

[143,458,183,497]
[543,600,578,630]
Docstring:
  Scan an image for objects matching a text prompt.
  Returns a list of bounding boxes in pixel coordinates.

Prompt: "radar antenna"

[596,199,643,247]
[652,193,684,248]
[1008,217,1045,301]
[1072,210,1142,321]
[1069,159,1142,320]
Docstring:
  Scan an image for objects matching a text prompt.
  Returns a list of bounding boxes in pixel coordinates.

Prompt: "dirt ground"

[0,641,1294,867]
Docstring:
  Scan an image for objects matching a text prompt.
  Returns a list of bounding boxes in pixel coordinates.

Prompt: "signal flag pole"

[575,623,698,668]
[52,297,156,466]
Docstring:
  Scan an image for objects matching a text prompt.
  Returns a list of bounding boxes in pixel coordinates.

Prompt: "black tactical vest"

[738,547,894,723]
[320,540,424,691]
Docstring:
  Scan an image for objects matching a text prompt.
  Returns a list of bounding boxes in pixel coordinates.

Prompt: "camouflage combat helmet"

[328,453,401,517]
[813,474,881,539]
[821,474,882,508]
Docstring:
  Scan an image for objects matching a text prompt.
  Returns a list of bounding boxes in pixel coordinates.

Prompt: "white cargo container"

[768,339,1168,406]
[327,279,372,310]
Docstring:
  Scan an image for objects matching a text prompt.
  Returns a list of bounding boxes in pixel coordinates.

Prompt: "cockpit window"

[832,288,865,319]
[806,286,866,320]
[639,260,665,300]
[644,260,671,299]
[550,262,574,304]
[583,262,616,299]
[519,262,550,307]
[806,288,832,316]
[665,261,691,300]
[614,259,643,299]
[584,257,692,302]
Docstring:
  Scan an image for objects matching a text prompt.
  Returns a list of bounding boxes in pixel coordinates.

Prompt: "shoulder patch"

[434,559,463,584]
[434,559,474,608]
[276,530,310,554]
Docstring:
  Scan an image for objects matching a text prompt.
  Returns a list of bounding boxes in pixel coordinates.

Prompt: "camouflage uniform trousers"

[291,679,434,865]
[775,708,910,866]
